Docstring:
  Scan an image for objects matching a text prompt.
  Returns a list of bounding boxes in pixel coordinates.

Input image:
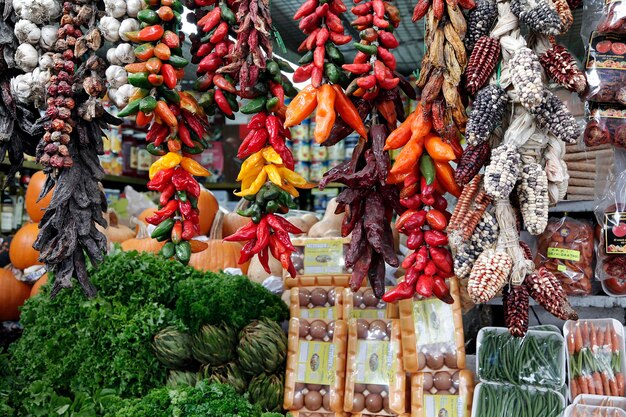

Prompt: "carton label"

[304,239,345,275]
[424,395,464,417]
[605,211,626,254]
[413,298,455,346]
[547,247,581,261]
[296,341,335,385]
[355,340,394,386]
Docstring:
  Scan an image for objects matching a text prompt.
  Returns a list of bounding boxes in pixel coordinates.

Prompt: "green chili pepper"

[128,72,152,89]
[354,42,377,55]
[175,241,191,265]
[241,97,267,114]
[117,98,141,117]
[419,154,436,185]
[151,218,175,240]
[160,242,175,258]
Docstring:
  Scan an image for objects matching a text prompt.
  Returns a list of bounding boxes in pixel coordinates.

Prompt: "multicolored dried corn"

[454,210,499,279]
[509,47,544,110]
[517,162,549,235]
[503,284,530,337]
[539,44,586,94]
[465,36,500,95]
[455,140,491,185]
[511,0,564,35]
[466,84,508,146]
[530,90,581,143]
[465,0,498,52]
[467,249,513,304]
[553,0,573,32]
[525,267,578,320]
[484,144,521,199]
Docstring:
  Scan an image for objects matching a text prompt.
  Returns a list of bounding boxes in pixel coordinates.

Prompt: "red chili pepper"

[146,200,179,224]
[258,247,271,273]
[403,210,428,232]
[171,221,183,244]
[159,183,176,206]
[137,25,164,42]
[378,31,399,49]
[373,16,389,28]
[315,3,329,17]
[400,195,422,210]
[161,64,177,89]
[209,21,228,43]
[267,214,303,235]
[426,209,447,231]
[311,66,323,88]
[316,27,329,46]
[237,129,268,159]
[298,28,320,52]
[274,230,295,252]
[425,260,438,276]
[239,239,257,264]
[357,75,376,89]
[313,45,325,69]
[432,277,454,304]
[266,115,281,143]
[248,112,267,130]
[182,219,196,240]
[172,167,187,191]
[379,77,400,90]
[405,265,420,287]
[373,60,387,83]
[198,53,221,73]
[396,209,424,232]
[214,41,229,57]
[269,82,285,107]
[213,74,237,94]
[372,0,385,16]
[377,46,397,70]
[421,177,435,196]
[293,0,317,20]
[329,0,347,14]
[178,124,194,147]
[198,7,221,31]
[354,51,369,64]
[407,230,424,250]
[342,63,372,74]
[329,31,352,45]
[148,74,164,86]
[382,281,414,303]
[147,122,169,143]
[180,200,194,219]
[415,274,434,298]
[162,30,180,49]
[401,251,417,269]
[430,246,453,274]
[352,14,373,26]
[299,13,320,34]
[293,63,314,83]
[181,110,206,138]
[185,176,200,198]
[352,2,372,15]
[147,167,176,191]
[224,221,258,241]
[410,245,427,270]
[214,89,233,116]
[275,145,295,170]
[432,194,448,211]
[251,217,270,254]
[424,230,448,246]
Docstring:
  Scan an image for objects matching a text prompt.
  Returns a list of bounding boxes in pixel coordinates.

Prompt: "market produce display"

[473,382,565,417]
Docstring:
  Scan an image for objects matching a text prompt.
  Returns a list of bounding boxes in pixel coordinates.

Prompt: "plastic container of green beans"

[476,327,566,390]
[471,382,566,417]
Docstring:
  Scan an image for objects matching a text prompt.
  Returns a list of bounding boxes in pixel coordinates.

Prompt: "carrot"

[617,372,625,396]
[582,322,590,348]
[578,374,589,394]
[568,330,576,354]
[570,376,580,399]
[611,326,621,352]
[587,373,596,395]
[606,326,614,352]
[609,376,619,396]
[597,327,606,348]
[601,370,611,395]
[590,323,598,349]
[575,323,584,353]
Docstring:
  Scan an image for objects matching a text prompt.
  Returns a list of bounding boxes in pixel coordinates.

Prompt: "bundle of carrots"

[567,320,625,399]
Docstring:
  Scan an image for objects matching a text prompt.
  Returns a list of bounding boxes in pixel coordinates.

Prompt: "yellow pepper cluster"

[149,152,211,179]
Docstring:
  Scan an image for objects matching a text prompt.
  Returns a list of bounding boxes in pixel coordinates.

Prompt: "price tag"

[303,239,345,275]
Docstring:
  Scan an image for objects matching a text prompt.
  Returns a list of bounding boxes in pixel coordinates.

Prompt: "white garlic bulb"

[119,18,140,41]
[99,16,121,42]
[14,43,39,72]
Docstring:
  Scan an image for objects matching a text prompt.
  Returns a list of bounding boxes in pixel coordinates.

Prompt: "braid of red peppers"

[312,0,419,299]
[119,0,212,265]
[217,0,311,277]
[34,0,123,296]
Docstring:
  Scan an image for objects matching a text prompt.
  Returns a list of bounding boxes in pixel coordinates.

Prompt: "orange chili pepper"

[314,84,336,144]
[161,0,173,5]
[156,6,174,21]
[136,110,153,127]
[410,104,433,139]
[448,135,464,159]
[167,139,181,152]
[377,100,397,126]
[332,84,367,138]
[384,110,417,150]
[352,87,365,97]
[145,57,163,74]
[424,134,456,162]
[387,170,411,184]
[284,84,317,128]
[154,100,178,131]
[125,62,148,73]
[389,134,424,175]
[433,160,462,197]
[154,43,171,61]
[137,25,164,42]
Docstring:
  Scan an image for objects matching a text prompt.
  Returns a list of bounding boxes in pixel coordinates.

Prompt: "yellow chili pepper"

[149,152,182,179]
[239,150,264,174]
[261,147,283,165]
[235,169,267,196]
[241,173,256,190]
[279,182,299,198]
[181,157,211,176]
[236,161,263,182]
[278,166,310,187]
[264,164,283,186]
[179,91,205,117]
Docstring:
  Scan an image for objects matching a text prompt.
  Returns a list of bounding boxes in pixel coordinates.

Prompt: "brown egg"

[322,392,331,410]
[295,382,306,391]
[386,321,392,338]
[327,321,335,339]
[354,384,367,393]
[423,373,434,391]
[292,390,304,409]
[366,393,384,413]
[426,353,444,370]
[309,320,328,340]
[299,289,311,306]
[363,289,380,307]
[418,352,426,370]
[352,392,366,412]
[353,291,364,307]
[310,288,328,306]
[299,320,310,338]
[452,371,460,390]
[304,391,323,411]
[357,319,369,339]
[327,288,336,306]
[307,384,322,391]
[368,320,388,340]
[434,372,453,391]
[367,384,385,394]
[444,350,458,369]
[293,256,304,274]
[383,394,390,412]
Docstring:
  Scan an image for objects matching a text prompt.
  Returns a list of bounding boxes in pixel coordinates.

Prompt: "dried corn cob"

[511,0,564,35]
[465,36,500,95]
[465,0,498,52]
[456,141,491,185]
[467,249,513,304]
[525,267,578,320]
[517,162,549,235]
[466,85,508,146]
[454,210,499,279]
[484,144,521,199]
[539,44,586,94]
[530,90,581,143]
[509,47,545,110]
[553,0,573,32]
[503,284,530,337]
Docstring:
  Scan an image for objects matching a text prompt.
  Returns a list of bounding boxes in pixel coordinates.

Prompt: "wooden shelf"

[549,200,596,213]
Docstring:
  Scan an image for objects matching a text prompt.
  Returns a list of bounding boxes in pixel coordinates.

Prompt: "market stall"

[1,0,626,416]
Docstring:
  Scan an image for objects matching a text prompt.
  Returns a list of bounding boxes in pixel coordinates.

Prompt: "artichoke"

[237,319,287,375]
[191,324,238,366]
[200,362,248,395]
[248,373,284,413]
[167,370,197,388]
[153,326,193,369]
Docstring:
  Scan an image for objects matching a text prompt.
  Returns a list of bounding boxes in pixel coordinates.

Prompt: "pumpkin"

[135,207,158,233]
[308,198,344,238]
[0,269,31,321]
[121,220,165,253]
[189,211,249,273]
[247,252,283,283]
[30,273,48,296]
[197,188,219,236]
[9,222,42,270]
[98,211,136,243]
[222,199,250,238]
[25,170,54,222]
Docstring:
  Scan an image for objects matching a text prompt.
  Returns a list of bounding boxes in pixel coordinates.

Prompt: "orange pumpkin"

[9,222,42,270]
[121,220,165,253]
[222,199,250,238]
[98,211,136,243]
[25,171,53,222]
[0,269,31,321]
[189,211,249,273]
[30,273,48,296]
[135,207,158,233]
[197,188,219,236]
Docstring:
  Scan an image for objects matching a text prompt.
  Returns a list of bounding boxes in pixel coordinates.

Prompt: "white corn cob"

[509,47,544,110]
[530,90,581,143]
[517,162,549,235]
[468,249,513,304]
[484,144,521,199]
[454,210,499,279]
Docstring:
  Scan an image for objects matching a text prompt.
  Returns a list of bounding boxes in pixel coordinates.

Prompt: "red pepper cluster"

[225,213,302,276]
[239,112,294,167]
[383,174,455,304]
[344,0,401,98]
[292,0,351,87]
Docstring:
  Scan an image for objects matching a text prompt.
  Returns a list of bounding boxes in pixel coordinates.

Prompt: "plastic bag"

[477,327,566,390]
[574,394,626,410]
[598,1,626,34]
[124,185,156,218]
[472,382,565,417]
[585,32,626,105]
[595,165,626,295]
[411,371,474,417]
[564,319,626,401]
[584,105,626,148]
[534,217,595,296]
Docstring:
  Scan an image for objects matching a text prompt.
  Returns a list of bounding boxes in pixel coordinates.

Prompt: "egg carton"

[343,287,399,320]
[290,287,344,320]
[410,371,475,417]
